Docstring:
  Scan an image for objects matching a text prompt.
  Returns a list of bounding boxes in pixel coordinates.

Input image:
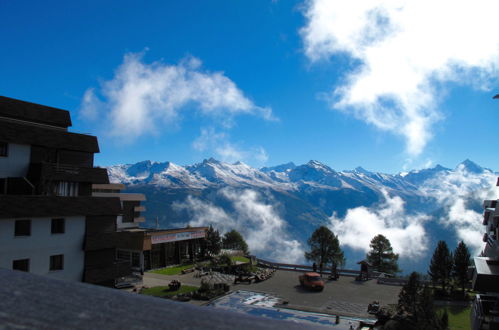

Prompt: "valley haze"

[107,158,497,273]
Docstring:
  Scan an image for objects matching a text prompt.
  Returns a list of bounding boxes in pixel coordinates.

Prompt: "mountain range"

[107,158,497,272]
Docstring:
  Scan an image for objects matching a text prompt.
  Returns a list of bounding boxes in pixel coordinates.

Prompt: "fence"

[256,258,383,278]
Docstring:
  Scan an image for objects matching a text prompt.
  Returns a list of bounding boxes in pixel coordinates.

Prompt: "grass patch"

[149,264,194,276]
[140,285,198,297]
[231,256,250,263]
[436,306,471,330]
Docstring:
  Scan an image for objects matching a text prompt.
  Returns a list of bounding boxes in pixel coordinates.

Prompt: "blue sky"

[1,0,498,173]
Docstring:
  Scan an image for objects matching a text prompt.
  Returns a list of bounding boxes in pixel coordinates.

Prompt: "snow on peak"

[457,159,485,174]
[106,159,489,193]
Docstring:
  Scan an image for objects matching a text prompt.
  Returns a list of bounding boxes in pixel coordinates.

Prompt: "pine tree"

[222,229,249,254]
[395,272,447,330]
[453,241,471,296]
[305,226,345,270]
[366,234,400,275]
[428,240,453,293]
[397,272,421,316]
[204,225,221,257]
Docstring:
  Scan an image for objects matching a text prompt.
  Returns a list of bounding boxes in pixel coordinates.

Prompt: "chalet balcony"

[85,231,145,251]
[484,200,498,209]
[28,162,109,185]
[471,294,499,330]
[472,257,499,292]
[0,177,35,195]
[134,216,146,223]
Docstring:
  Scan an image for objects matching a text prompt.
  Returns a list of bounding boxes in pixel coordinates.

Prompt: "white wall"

[0,216,85,282]
[0,143,31,178]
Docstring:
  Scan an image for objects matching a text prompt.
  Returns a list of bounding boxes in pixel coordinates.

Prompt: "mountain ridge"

[108,158,489,191]
[106,158,497,271]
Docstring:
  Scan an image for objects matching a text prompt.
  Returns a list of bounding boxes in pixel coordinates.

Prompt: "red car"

[299,272,325,291]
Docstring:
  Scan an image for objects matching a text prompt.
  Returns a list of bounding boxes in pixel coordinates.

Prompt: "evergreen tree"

[204,225,222,257]
[453,241,471,296]
[397,272,421,316]
[428,240,453,293]
[394,272,447,330]
[222,229,249,254]
[305,226,345,269]
[366,234,400,275]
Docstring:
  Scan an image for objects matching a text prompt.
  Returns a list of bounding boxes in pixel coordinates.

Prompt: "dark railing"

[256,258,383,278]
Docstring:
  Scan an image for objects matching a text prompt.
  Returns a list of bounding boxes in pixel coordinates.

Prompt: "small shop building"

[116,227,208,272]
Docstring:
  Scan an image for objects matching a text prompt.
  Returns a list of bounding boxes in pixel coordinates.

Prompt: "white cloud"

[192,127,269,164]
[329,189,429,258]
[420,165,497,254]
[80,53,273,140]
[79,88,102,121]
[172,188,304,263]
[301,0,499,155]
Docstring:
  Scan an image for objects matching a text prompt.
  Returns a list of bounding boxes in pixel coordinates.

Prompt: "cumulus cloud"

[420,165,498,254]
[172,188,303,263]
[329,189,429,258]
[192,127,269,164]
[80,53,273,140]
[301,0,499,155]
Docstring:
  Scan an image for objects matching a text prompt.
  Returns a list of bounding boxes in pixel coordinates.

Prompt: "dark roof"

[0,120,99,153]
[0,96,72,128]
[0,196,121,219]
[0,268,326,330]
[145,226,209,234]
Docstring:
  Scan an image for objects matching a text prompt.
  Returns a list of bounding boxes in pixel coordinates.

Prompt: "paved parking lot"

[231,270,401,317]
[142,269,402,317]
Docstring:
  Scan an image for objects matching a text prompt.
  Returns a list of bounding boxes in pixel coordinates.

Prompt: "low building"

[471,183,499,329]
[0,96,127,286]
[91,183,207,272]
[141,227,207,270]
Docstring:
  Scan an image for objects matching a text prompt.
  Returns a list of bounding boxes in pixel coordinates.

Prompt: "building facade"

[90,183,207,273]
[0,96,128,286]
[471,178,499,329]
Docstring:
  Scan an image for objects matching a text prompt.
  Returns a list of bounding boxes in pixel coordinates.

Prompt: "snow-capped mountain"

[107,158,497,271]
[108,158,448,194]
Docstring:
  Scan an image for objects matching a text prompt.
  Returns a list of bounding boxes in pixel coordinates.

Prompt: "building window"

[56,182,79,197]
[50,254,64,271]
[0,142,7,157]
[51,218,65,234]
[15,219,31,236]
[12,259,29,272]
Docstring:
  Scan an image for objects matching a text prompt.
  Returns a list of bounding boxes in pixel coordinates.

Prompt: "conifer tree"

[366,234,400,275]
[305,226,345,269]
[428,240,453,293]
[204,225,222,257]
[394,272,448,330]
[222,229,249,254]
[397,272,421,316]
[453,241,471,295]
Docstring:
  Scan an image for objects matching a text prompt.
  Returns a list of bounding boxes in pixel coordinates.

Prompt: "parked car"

[299,272,324,291]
